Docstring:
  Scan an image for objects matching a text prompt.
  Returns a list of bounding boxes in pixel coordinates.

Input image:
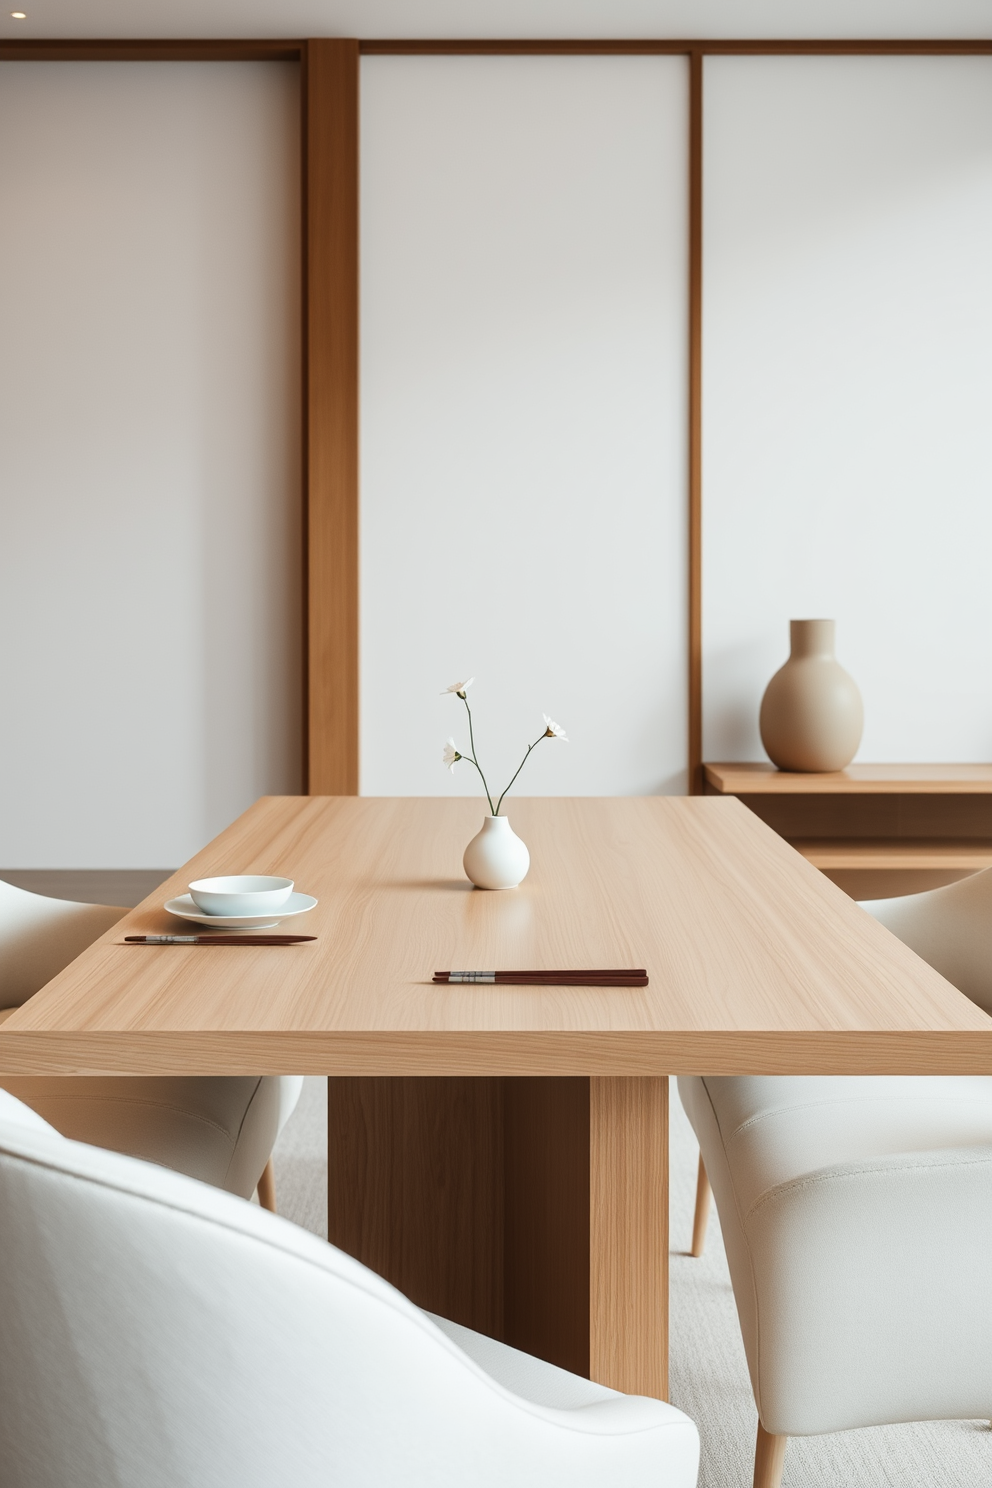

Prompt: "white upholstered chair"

[681,867,992,1487]
[0,1089,700,1488]
[861,866,992,1015]
[0,877,302,1207]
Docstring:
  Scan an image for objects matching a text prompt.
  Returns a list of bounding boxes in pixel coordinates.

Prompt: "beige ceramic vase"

[759,619,863,773]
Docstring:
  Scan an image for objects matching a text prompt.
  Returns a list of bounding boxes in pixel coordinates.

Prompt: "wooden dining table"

[2,794,991,1401]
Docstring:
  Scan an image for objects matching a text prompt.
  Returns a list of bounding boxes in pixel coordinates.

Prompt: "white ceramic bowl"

[188,875,294,917]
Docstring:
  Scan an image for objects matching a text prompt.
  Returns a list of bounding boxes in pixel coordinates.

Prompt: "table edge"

[2,1029,991,1076]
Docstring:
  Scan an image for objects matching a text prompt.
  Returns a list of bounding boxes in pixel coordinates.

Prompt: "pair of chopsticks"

[433,968,648,987]
[125,935,315,946]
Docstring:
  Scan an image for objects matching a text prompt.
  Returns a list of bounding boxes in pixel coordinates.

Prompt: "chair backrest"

[861,867,992,1015]
[0,1086,61,1135]
[0,1102,692,1488]
[0,878,125,1009]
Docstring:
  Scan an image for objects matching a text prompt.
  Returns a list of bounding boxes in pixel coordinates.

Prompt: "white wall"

[0,62,301,867]
[702,56,992,763]
[10,1,992,43]
[360,55,688,801]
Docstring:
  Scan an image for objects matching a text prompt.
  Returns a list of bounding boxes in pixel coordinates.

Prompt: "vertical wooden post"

[589,1076,669,1399]
[688,47,704,796]
[303,39,360,793]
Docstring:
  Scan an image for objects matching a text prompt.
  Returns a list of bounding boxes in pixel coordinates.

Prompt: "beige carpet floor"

[273,1078,990,1487]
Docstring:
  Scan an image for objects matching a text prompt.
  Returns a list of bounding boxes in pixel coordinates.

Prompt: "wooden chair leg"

[691,1154,711,1257]
[753,1422,787,1488]
[256,1158,277,1213]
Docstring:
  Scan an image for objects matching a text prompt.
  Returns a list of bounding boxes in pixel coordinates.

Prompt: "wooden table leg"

[589,1076,668,1399]
[327,1075,669,1401]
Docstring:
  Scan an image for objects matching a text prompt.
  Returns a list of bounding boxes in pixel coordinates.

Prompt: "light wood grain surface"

[705,762,992,795]
[589,1076,668,1398]
[1,796,989,1076]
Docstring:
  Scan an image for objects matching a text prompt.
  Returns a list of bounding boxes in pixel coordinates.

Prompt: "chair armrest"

[743,1146,992,1435]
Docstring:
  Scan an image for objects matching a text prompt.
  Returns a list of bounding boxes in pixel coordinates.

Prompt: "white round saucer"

[163,892,318,930]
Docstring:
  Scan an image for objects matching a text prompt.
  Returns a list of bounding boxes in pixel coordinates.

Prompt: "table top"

[2,795,990,1077]
[705,762,992,795]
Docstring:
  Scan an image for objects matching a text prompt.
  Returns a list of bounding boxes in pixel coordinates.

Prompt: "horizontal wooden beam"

[360,39,992,56]
[0,39,303,61]
[6,40,991,63]
[361,40,693,55]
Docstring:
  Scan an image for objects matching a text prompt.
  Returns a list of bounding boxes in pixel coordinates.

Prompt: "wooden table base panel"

[326,1076,504,1338]
[503,1077,591,1378]
[327,1076,669,1400]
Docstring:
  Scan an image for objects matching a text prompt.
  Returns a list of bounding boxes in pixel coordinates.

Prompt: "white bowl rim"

[189,875,294,895]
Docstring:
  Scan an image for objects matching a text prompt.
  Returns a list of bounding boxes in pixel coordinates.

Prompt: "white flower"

[543,714,568,741]
[442,678,474,697]
[442,739,462,772]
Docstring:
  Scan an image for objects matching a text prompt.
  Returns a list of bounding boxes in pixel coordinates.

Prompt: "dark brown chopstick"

[125,935,316,946]
[434,969,648,986]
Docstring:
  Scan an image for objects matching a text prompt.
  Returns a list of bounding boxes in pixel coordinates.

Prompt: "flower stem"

[461,695,495,815]
[495,732,547,816]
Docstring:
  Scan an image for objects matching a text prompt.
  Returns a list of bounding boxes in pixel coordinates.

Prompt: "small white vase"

[463,815,530,890]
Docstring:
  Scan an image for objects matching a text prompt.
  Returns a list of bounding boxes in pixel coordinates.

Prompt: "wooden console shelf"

[704,764,992,898]
[705,763,992,795]
[795,840,992,872]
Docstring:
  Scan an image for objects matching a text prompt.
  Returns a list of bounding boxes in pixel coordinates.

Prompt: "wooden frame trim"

[303,39,361,794]
[10,37,986,63]
[698,40,992,55]
[687,49,704,795]
[0,40,303,61]
[362,41,697,55]
[360,40,992,56]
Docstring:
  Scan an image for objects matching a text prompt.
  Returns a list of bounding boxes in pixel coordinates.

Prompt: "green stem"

[460,695,495,815]
[495,731,547,816]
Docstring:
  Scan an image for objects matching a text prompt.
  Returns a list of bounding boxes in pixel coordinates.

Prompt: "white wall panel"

[0,62,301,867]
[14,1,992,45]
[360,55,688,799]
[702,57,992,763]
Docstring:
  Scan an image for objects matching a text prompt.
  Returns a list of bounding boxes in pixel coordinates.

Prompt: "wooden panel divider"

[688,48,704,795]
[4,35,988,792]
[303,39,361,794]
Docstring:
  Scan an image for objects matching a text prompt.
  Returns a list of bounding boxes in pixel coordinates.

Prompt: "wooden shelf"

[794,839,992,871]
[705,764,992,896]
[705,763,992,795]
